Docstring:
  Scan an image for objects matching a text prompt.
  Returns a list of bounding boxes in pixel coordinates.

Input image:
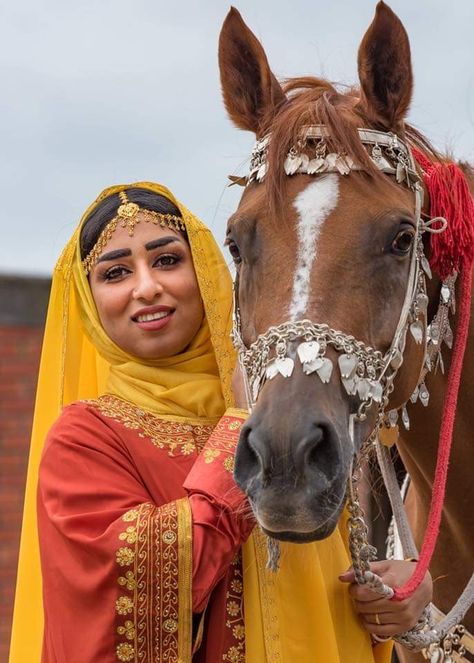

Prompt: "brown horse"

[218,2,473,659]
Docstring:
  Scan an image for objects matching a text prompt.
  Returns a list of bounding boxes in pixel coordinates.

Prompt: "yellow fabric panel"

[243,525,392,663]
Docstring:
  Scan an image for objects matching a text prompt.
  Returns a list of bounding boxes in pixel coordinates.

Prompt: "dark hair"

[80,188,183,260]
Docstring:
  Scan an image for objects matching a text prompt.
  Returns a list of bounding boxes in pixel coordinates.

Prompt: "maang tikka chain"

[82,191,185,274]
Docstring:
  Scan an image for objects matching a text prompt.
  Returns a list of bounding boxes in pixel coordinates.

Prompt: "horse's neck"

[396,269,474,617]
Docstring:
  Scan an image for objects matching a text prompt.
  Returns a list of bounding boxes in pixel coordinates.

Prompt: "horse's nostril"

[234,426,263,489]
[306,431,324,468]
[245,431,261,466]
[301,424,340,481]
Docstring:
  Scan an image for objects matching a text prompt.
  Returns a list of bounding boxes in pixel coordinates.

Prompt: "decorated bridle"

[231,124,474,657]
[233,126,448,420]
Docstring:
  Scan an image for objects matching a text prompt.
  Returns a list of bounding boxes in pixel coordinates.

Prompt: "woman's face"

[89,213,204,359]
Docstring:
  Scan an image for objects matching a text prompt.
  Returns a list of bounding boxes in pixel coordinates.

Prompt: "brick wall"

[0,275,50,661]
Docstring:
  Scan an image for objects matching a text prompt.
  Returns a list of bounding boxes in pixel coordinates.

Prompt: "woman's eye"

[155,254,180,268]
[103,265,129,281]
[391,228,415,255]
[226,239,242,265]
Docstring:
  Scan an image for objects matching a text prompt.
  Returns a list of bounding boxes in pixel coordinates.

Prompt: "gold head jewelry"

[82,190,185,274]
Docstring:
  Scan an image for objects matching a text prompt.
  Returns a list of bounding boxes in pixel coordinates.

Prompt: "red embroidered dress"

[38,396,251,663]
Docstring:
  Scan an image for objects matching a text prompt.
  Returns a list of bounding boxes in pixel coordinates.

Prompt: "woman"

[10,182,431,662]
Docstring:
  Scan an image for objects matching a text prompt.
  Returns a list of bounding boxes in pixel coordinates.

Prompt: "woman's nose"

[132,267,163,301]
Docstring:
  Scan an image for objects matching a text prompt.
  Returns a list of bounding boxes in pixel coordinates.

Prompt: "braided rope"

[376,442,474,648]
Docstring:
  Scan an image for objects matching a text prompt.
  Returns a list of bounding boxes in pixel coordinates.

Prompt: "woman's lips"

[132,308,175,331]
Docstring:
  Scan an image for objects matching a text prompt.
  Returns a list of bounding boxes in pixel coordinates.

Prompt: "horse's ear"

[218,7,286,135]
[357,2,413,130]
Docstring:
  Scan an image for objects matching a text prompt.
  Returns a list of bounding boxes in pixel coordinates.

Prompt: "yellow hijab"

[10,181,390,662]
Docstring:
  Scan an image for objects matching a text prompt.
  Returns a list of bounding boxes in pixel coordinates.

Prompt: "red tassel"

[412,148,474,279]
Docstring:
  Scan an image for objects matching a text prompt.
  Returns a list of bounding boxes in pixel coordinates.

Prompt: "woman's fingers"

[352,596,396,614]
[360,619,406,638]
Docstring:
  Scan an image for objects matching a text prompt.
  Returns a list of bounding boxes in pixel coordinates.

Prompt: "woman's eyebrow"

[145,237,181,251]
[96,237,180,264]
[97,248,132,263]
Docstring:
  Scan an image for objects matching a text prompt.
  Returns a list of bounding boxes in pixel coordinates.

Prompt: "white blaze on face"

[289,175,340,320]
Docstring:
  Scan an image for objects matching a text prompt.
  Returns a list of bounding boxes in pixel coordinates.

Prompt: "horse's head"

[219,3,433,542]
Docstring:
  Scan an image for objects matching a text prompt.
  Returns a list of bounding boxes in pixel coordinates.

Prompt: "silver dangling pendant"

[275,357,294,378]
[335,155,353,175]
[284,152,303,175]
[388,409,399,427]
[302,356,323,376]
[416,293,429,312]
[356,378,371,401]
[419,383,430,407]
[369,381,383,403]
[315,357,333,383]
[410,386,419,404]
[342,376,357,395]
[410,320,424,344]
[338,353,358,379]
[401,405,410,430]
[307,157,326,174]
[444,321,453,349]
[266,361,279,380]
[297,341,320,365]
[441,284,451,304]
[325,153,339,170]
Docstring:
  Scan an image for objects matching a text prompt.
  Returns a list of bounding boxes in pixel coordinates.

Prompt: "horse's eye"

[226,238,242,264]
[392,228,415,255]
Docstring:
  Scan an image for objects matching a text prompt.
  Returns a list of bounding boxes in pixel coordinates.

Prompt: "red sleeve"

[38,404,251,661]
[184,408,254,612]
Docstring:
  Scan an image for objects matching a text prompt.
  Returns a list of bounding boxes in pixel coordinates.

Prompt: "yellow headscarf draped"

[10,182,390,663]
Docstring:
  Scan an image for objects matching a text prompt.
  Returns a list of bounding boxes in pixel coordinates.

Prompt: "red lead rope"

[391,149,474,601]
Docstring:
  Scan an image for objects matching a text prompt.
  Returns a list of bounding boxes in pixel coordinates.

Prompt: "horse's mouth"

[261,523,338,543]
[255,489,346,543]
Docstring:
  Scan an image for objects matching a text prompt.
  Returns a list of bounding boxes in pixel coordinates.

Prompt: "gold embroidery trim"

[223,553,246,663]
[86,394,214,457]
[115,506,140,662]
[200,414,244,473]
[114,501,192,662]
[177,498,193,662]
[253,530,283,663]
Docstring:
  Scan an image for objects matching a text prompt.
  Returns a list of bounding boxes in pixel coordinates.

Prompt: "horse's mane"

[264,77,440,220]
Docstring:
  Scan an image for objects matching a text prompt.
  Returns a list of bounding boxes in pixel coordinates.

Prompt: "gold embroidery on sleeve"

[115,501,192,662]
[115,507,139,662]
[200,415,243,473]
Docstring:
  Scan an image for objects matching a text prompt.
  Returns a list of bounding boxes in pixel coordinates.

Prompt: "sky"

[1,0,473,276]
